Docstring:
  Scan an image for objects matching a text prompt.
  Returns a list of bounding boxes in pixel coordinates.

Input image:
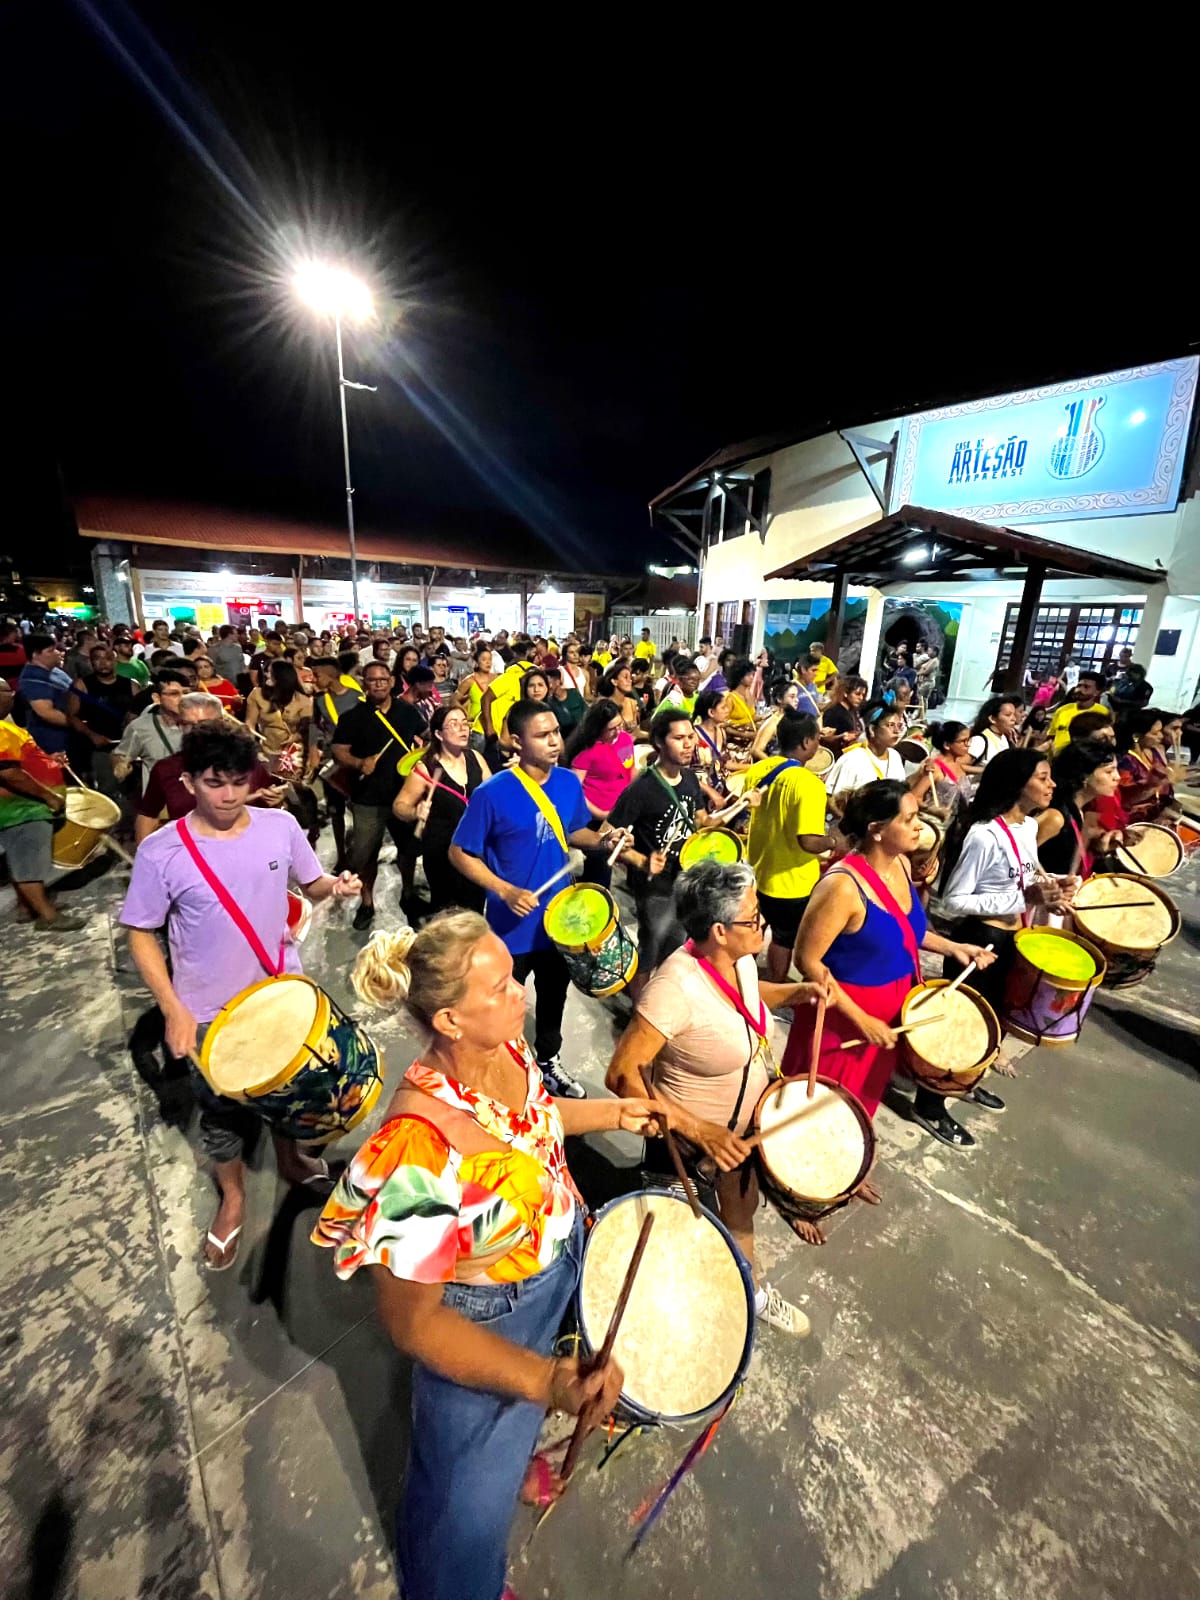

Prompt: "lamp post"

[294,263,376,626]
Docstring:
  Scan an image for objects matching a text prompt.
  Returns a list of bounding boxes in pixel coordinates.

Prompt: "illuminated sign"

[890,357,1197,525]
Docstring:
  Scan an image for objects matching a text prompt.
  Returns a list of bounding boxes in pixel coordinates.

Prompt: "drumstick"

[640,1070,701,1220]
[414,761,440,840]
[909,943,994,1010]
[101,834,136,867]
[838,1013,942,1050]
[530,859,576,899]
[560,1211,655,1483]
[605,828,630,867]
[710,794,749,824]
[806,997,826,1099]
[743,1098,831,1150]
[1118,842,1151,874]
[1070,900,1156,912]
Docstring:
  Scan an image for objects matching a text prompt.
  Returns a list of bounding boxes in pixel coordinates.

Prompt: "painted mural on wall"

[764,597,869,671]
[876,599,962,700]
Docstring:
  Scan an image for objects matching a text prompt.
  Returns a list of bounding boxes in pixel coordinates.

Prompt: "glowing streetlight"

[293,261,377,624]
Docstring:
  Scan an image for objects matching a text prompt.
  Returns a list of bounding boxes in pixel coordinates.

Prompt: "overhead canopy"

[764,504,1166,589]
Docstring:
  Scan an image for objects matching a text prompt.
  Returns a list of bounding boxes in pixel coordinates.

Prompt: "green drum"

[679,827,744,872]
[544,883,638,998]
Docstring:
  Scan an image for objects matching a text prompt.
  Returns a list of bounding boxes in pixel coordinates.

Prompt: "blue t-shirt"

[18,662,73,754]
[451,766,590,954]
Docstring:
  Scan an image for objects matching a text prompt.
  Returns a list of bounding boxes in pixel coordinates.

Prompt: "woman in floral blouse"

[313,910,660,1600]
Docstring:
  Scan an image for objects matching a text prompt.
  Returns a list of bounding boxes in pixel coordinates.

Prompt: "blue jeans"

[396,1207,585,1600]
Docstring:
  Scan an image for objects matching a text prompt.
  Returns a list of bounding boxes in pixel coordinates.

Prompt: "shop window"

[995,602,1142,682]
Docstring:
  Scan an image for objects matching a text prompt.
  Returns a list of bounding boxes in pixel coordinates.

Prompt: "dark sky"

[8,3,1197,578]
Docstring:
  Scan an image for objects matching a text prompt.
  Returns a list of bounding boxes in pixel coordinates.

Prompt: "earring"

[453,1031,462,1041]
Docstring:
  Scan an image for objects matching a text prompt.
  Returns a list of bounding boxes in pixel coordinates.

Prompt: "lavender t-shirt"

[120,811,323,1023]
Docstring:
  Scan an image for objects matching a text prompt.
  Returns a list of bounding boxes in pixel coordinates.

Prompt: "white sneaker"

[538,1056,587,1099]
[756,1282,810,1337]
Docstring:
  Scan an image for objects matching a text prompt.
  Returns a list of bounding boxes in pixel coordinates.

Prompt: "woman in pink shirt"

[565,700,636,886]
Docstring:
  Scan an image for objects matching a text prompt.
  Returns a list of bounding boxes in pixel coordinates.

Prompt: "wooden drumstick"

[640,1070,702,1220]
[605,828,630,867]
[744,1098,829,1150]
[530,859,576,899]
[806,997,826,1099]
[710,795,749,824]
[838,1014,942,1050]
[909,943,993,1010]
[560,1211,655,1483]
[414,761,440,840]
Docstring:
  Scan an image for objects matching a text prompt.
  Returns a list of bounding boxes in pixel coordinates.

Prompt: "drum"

[544,883,638,998]
[577,1192,754,1427]
[1001,927,1107,1043]
[724,771,748,797]
[805,745,834,776]
[1113,823,1184,878]
[753,1076,874,1225]
[51,787,122,870]
[1178,818,1200,857]
[900,979,1000,1094]
[1070,874,1180,989]
[897,735,931,765]
[199,974,384,1142]
[909,815,944,885]
[678,827,744,871]
[633,743,655,774]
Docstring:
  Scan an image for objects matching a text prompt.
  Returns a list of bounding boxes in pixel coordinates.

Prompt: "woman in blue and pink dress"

[782,780,996,1161]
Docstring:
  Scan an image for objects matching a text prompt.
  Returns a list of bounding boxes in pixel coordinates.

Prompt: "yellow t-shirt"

[487,659,535,734]
[810,656,837,689]
[1048,700,1110,753]
[743,756,827,899]
[634,640,656,660]
[591,649,612,669]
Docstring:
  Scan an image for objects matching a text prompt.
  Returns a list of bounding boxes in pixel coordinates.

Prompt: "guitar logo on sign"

[1049,396,1106,480]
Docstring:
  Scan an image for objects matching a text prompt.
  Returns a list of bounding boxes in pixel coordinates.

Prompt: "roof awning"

[763,504,1166,589]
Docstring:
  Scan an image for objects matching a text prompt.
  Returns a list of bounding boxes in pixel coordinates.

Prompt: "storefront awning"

[763,504,1165,589]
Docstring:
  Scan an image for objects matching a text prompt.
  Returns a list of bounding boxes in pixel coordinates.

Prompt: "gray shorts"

[0,818,53,882]
[190,1020,263,1164]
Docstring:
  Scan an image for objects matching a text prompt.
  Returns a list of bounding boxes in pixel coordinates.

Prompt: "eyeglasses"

[728,911,767,930]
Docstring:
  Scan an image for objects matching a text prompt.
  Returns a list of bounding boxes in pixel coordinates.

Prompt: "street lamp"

[293,262,377,625]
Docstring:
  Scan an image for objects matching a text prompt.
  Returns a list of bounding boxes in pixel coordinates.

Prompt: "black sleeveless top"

[421,751,488,855]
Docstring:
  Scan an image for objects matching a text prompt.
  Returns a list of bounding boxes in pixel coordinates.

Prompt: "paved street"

[2,844,1198,1600]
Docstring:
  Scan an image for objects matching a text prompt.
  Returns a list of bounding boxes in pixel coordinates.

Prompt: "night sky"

[8,3,1197,579]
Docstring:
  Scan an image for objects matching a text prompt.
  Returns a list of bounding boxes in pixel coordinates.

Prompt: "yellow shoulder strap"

[374,707,413,758]
[510,766,568,855]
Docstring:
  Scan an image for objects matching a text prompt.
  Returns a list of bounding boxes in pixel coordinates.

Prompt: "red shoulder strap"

[176,817,284,977]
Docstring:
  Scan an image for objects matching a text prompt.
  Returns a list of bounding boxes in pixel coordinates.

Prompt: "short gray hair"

[673,858,755,940]
[179,691,224,719]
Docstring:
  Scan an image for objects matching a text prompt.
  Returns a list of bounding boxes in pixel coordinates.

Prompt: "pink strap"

[1068,816,1093,878]
[840,854,921,980]
[176,818,285,977]
[994,816,1031,927]
[685,942,768,1038]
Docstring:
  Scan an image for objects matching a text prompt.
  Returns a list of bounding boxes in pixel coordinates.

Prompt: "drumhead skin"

[544,884,614,948]
[1116,824,1183,878]
[757,1079,871,1200]
[1073,874,1178,953]
[806,746,834,775]
[901,980,999,1091]
[203,975,324,1096]
[64,789,121,828]
[679,828,744,871]
[578,1192,754,1425]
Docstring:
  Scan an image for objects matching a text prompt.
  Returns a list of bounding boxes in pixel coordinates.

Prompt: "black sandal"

[912,1111,976,1149]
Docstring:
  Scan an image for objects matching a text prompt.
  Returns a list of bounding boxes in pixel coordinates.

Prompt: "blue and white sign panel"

[889,357,1198,525]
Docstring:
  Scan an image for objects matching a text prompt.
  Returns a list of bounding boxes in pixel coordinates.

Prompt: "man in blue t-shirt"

[450,699,617,1096]
[17,633,73,755]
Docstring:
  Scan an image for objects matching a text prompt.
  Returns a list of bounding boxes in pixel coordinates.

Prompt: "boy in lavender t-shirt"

[122,723,361,1271]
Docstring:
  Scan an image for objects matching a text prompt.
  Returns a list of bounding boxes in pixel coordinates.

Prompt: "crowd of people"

[3,607,1198,1600]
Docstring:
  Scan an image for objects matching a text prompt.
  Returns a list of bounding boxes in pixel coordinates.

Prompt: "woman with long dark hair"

[566,699,635,885]
[967,695,1021,768]
[1038,739,1121,876]
[936,748,1075,1130]
[597,663,641,731]
[748,678,802,760]
[787,780,997,1162]
[245,659,312,760]
[926,721,973,813]
[394,705,491,915]
[691,687,737,808]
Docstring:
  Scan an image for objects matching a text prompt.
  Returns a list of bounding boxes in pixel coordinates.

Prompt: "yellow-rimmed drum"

[900,979,1000,1093]
[544,883,638,998]
[1112,823,1184,879]
[52,787,121,870]
[679,827,744,871]
[1070,874,1180,989]
[199,974,383,1142]
[1002,927,1107,1045]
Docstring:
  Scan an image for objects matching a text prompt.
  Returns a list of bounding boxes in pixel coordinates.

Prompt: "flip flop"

[296,1161,335,1195]
[204,1225,243,1271]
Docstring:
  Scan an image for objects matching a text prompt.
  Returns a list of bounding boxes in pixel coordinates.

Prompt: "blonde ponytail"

[350,910,491,1026]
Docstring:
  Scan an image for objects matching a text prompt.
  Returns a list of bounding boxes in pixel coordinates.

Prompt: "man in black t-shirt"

[610,707,717,983]
[69,642,134,796]
[331,661,425,928]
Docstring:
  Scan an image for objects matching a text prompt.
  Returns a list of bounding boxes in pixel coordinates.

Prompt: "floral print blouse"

[312,1041,580,1285]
